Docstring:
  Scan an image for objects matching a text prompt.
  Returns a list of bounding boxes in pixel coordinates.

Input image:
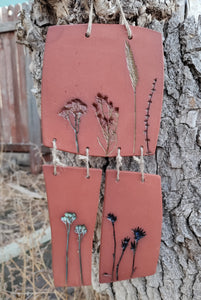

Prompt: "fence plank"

[0,4,42,173]
[0,21,16,33]
[0,34,13,143]
[1,6,18,143]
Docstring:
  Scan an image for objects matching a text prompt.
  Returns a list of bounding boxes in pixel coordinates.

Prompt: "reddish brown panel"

[42,24,164,157]
[99,170,162,283]
[43,166,102,287]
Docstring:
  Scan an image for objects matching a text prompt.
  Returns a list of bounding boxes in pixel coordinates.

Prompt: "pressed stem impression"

[75,225,87,285]
[107,213,117,280]
[116,237,130,280]
[93,93,119,156]
[105,213,146,281]
[61,212,77,284]
[130,227,146,277]
[59,98,87,153]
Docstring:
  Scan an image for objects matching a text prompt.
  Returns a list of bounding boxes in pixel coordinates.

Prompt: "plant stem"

[65,223,71,284]
[116,250,125,281]
[74,116,79,153]
[78,235,84,285]
[133,90,136,154]
[112,223,116,281]
[75,130,79,153]
[130,242,138,278]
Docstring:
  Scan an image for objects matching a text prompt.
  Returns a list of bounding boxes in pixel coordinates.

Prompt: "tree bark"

[17,1,201,299]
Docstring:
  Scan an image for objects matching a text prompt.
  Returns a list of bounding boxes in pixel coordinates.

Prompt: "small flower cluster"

[121,237,130,251]
[132,227,146,242]
[61,212,77,225]
[59,98,87,120]
[59,98,87,153]
[93,93,119,156]
[75,225,87,237]
[107,213,117,224]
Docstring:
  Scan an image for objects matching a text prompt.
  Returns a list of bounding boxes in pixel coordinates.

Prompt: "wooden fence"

[0,4,42,173]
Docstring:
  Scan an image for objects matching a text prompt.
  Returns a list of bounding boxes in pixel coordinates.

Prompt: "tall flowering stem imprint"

[59,98,87,153]
[125,41,139,154]
[93,93,119,156]
[116,237,130,280]
[61,212,77,284]
[75,225,87,285]
[144,78,157,154]
[130,227,146,277]
[107,213,117,281]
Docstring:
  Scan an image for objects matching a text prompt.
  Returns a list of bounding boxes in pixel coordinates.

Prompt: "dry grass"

[0,151,87,300]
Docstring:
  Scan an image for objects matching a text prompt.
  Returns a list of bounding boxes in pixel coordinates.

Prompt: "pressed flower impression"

[61,212,77,284]
[59,99,87,153]
[43,166,102,287]
[100,170,162,283]
[42,24,164,156]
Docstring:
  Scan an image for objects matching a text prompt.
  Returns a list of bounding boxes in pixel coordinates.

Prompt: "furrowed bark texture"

[17,1,201,299]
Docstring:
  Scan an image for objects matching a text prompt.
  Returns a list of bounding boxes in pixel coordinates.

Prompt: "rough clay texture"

[17,1,201,299]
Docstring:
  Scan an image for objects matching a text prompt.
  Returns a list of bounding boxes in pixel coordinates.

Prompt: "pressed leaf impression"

[43,166,102,287]
[42,24,164,156]
[100,170,162,283]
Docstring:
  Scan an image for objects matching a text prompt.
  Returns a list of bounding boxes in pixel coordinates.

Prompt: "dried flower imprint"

[93,93,119,156]
[59,98,87,153]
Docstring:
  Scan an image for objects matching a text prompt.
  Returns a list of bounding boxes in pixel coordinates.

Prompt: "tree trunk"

[17,1,201,299]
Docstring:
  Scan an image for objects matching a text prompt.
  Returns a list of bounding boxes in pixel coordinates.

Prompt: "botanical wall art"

[42,24,164,287]
[42,24,164,157]
[43,166,102,287]
[99,170,162,283]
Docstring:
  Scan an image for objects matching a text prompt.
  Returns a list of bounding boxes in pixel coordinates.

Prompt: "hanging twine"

[116,148,123,181]
[116,0,133,39]
[78,147,90,178]
[52,139,66,176]
[133,146,145,182]
[86,0,94,37]
[85,0,132,39]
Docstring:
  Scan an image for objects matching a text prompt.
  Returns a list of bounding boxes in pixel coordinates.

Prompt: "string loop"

[85,0,94,37]
[133,146,145,182]
[52,139,66,175]
[116,0,133,39]
[78,147,90,178]
[85,0,132,39]
[116,147,123,181]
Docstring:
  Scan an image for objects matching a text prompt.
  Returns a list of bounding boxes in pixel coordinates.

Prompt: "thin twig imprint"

[144,78,157,154]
